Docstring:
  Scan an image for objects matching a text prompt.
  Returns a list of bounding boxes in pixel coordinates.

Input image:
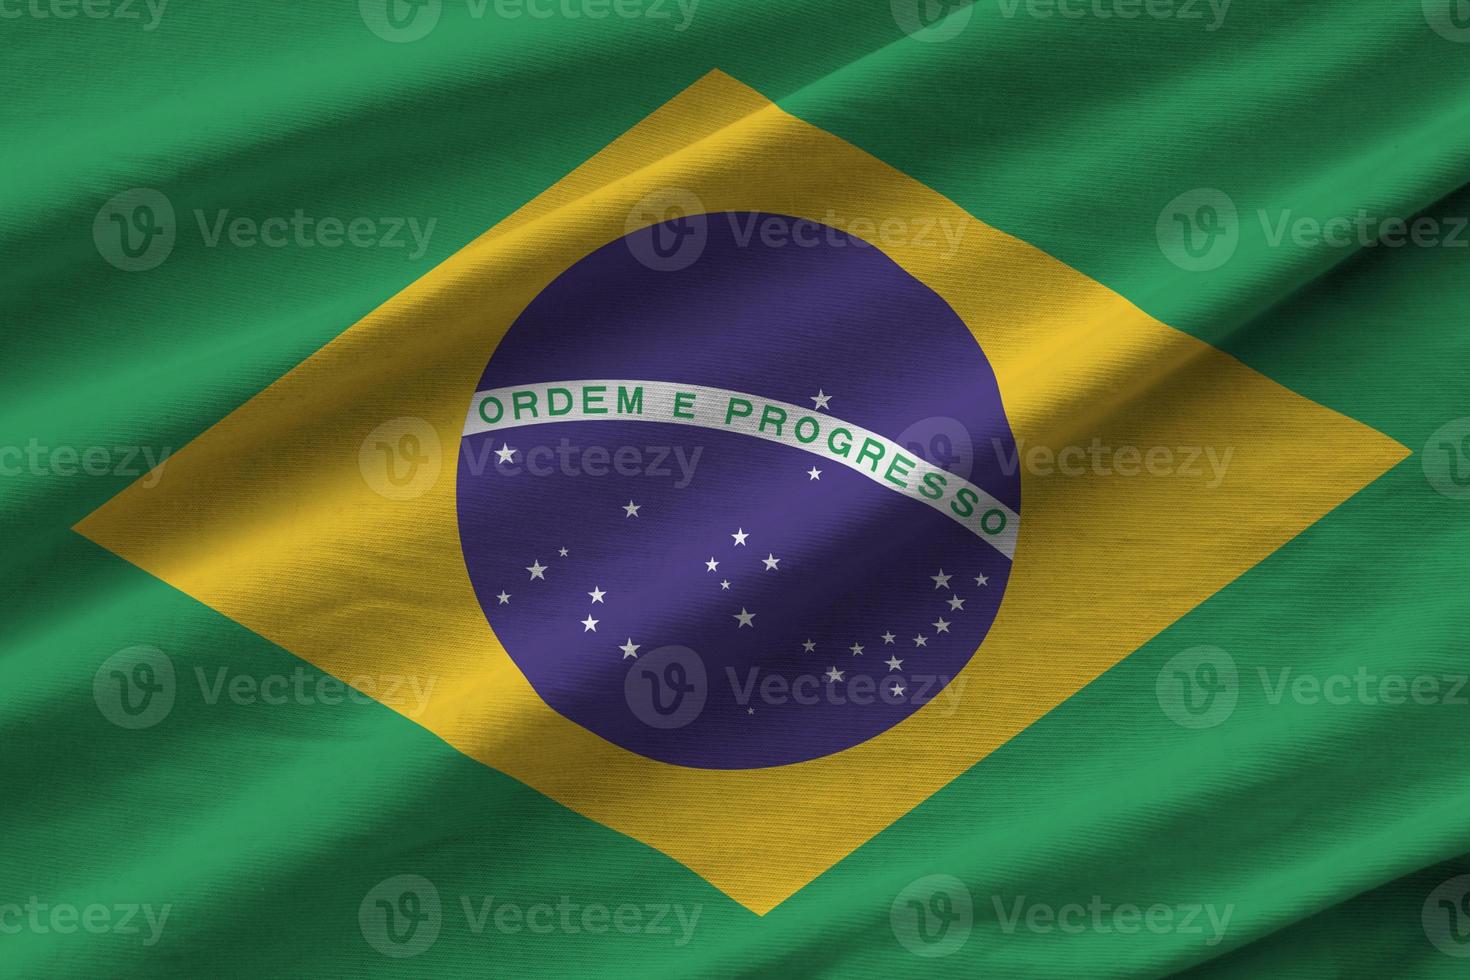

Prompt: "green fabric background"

[3,1,1468,975]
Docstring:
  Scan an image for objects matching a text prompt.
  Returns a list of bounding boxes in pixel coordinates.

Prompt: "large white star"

[932,617,951,634]
[975,573,990,587]
[810,390,833,411]
[824,666,844,682]
[580,614,599,632]
[705,558,720,572]
[881,631,896,645]
[947,596,966,611]
[494,443,517,464]
[496,591,511,605]
[849,642,865,656]
[623,500,641,518]
[526,560,547,580]
[588,586,606,604]
[734,607,756,628]
[619,638,640,659]
[731,528,749,546]
[885,655,903,671]
[931,569,952,590]
[890,683,905,697]
[762,554,781,571]
[807,466,822,481]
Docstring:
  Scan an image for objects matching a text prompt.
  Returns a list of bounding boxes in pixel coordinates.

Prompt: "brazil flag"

[6,1,1470,976]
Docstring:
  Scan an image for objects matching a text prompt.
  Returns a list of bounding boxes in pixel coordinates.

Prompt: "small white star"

[931,569,952,590]
[810,390,833,411]
[849,643,865,656]
[732,528,749,546]
[885,655,903,671]
[913,634,929,647]
[588,586,606,604]
[891,684,906,697]
[496,591,511,605]
[746,707,755,715]
[558,547,569,557]
[720,579,731,590]
[932,617,951,634]
[619,638,640,659]
[623,500,641,518]
[526,560,547,580]
[494,443,517,464]
[580,615,599,633]
[705,558,720,572]
[824,666,845,682]
[734,608,756,628]
[947,596,966,611]
[762,554,781,571]
[975,573,990,587]
[881,631,896,645]
[802,639,816,653]
[807,466,822,481]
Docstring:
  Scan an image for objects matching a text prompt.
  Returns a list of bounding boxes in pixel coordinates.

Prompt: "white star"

[891,684,905,697]
[720,579,731,590]
[807,466,822,481]
[580,615,599,633]
[558,547,569,557]
[824,666,845,682]
[849,643,865,656]
[705,558,720,572]
[947,596,966,611]
[734,608,756,628]
[975,573,990,587]
[932,617,951,634]
[494,443,517,464]
[588,586,606,604]
[619,638,640,659]
[913,634,928,647]
[802,639,816,653]
[762,554,781,571]
[526,560,547,580]
[746,707,754,715]
[931,569,952,590]
[885,655,903,671]
[731,528,749,546]
[881,631,896,645]
[496,591,511,605]
[811,390,833,411]
[623,500,641,518]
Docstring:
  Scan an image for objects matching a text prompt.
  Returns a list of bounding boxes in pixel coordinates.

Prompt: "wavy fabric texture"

[2,2,1469,978]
